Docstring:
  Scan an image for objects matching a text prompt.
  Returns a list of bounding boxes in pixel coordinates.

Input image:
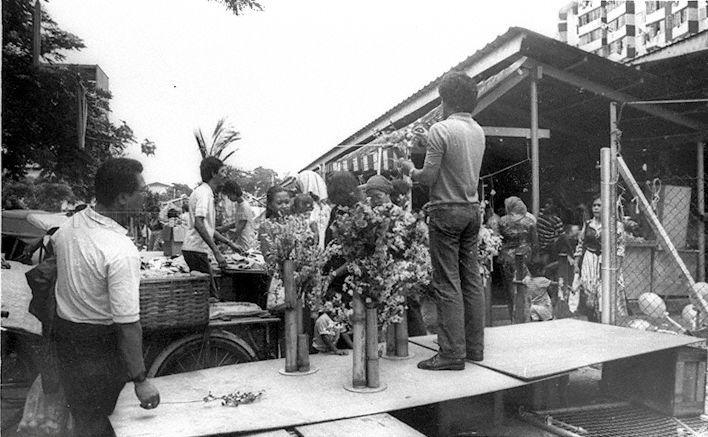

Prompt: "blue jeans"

[428,204,484,359]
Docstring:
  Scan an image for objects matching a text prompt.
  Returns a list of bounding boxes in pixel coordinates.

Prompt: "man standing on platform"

[400,71,486,370]
[182,156,239,297]
[52,158,160,436]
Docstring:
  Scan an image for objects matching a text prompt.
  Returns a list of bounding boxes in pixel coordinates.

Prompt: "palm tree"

[194,117,241,162]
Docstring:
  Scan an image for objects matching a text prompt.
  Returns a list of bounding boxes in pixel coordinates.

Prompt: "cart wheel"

[1,331,38,427]
[147,330,256,377]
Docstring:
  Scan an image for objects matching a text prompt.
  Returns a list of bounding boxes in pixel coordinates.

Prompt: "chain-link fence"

[604,154,706,333]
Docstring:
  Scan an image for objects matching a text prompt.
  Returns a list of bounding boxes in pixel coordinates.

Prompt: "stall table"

[110,343,525,437]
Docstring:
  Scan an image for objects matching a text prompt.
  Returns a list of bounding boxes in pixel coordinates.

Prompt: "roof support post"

[698,140,705,282]
[530,66,540,217]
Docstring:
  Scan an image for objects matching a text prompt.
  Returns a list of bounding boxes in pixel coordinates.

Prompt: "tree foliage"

[225,165,279,198]
[2,178,77,211]
[2,0,137,200]
[210,0,263,15]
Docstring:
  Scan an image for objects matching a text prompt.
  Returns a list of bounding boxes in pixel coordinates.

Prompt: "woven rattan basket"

[139,275,210,331]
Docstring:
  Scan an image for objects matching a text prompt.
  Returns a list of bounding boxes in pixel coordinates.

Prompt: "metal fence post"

[601,148,613,324]
[698,141,705,282]
[609,102,619,324]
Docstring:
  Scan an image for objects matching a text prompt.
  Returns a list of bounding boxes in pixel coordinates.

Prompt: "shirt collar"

[448,113,473,121]
[82,207,129,235]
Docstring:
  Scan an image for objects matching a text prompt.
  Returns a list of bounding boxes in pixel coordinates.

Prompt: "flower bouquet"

[259,214,330,374]
[318,202,430,390]
[478,225,502,286]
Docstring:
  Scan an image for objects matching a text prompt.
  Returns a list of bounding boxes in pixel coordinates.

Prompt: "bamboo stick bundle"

[365,303,380,388]
[282,260,298,373]
[395,310,409,357]
[385,326,396,357]
[296,334,310,372]
[351,293,366,388]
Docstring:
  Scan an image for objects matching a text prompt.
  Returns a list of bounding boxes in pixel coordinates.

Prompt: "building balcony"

[580,37,604,52]
[577,0,599,13]
[644,32,666,49]
[670,20,691,40]
[578,16,603,36]
[607,25,628,43]
[673,0,689,10]
[606,2,627,21]
[646,7,667,25]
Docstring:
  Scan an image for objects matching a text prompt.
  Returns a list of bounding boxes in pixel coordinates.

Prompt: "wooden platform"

[409,319,703,381]
[295,413,425,436]
[110,344,524,437]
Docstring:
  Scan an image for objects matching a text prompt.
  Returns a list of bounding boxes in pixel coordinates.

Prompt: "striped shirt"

[537,213,564,250]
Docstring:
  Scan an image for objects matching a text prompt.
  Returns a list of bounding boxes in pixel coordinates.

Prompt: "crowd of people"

[488,193,628,324]
[34,70,633,437]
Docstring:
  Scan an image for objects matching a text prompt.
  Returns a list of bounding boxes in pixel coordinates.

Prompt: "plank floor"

[409,319,703,380]
[110,343,523,437]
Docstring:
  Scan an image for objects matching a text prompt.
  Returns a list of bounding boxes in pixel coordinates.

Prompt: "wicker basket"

[139,275,210,331]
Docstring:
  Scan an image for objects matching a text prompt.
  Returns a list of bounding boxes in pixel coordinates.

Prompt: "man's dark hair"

[327,171,361,208]
[94,158,143,206]
[167,208,180,218]
[222,180,243,197]
[438,71,478,113]
[200,156,224,182]
[391,179,411,198]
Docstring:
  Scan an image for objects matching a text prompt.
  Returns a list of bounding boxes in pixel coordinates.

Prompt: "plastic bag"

[17,375,71,437]
[568,273,581,313]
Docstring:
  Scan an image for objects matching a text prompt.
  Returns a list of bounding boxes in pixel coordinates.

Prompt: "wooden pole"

[365,303,380,388]
[617,156,708,314]
[698,141,705,282]
[385,325,396,357]
[377,147,383,175]
[513,253,529,323]
[530,67,540,217]
[395,309,409,357]
[283,260,298,373]
[600,148,613,324]
[295,297,304,334]
[32,0,41,67]
[296,334,310,372]
[351,293,366,388]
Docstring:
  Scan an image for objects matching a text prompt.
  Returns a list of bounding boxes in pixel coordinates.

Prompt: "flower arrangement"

[259,214,331,300]
[313,202,431,328]
[478,225,502,285]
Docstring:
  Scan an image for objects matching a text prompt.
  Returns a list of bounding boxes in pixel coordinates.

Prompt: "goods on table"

[209,302,268,320]
[210,250,267,271]
[140,255,191,279]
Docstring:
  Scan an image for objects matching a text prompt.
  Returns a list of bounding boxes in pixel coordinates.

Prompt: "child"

[291,193,319,243]
[516,262,555,322]
[312,303,352,355]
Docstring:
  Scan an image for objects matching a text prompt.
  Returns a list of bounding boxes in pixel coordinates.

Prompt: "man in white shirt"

[52,158,159,437]
[219,180,256,252]
[182,157,239,297]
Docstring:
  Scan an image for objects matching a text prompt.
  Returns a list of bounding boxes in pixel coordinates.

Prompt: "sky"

[45,0,570,186]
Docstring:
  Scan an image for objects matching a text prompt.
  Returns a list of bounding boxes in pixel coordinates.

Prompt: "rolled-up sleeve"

[107,251,141,324]
[193,187,211,218]
[411,124,445,186]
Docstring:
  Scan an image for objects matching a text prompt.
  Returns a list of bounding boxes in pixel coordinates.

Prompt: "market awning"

[302,27,707,173]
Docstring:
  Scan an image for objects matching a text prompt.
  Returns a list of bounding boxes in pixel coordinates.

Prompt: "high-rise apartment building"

[558,1,708,62]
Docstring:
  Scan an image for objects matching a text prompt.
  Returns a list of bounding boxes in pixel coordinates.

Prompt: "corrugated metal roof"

[301,26,705,172]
